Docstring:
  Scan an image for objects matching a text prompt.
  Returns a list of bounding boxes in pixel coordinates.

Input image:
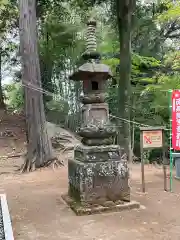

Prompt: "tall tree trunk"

[40,29,53,106]
[0,48,6,110]
[19,0,60,172]
[130,92,136,159]
[116,0,136,162]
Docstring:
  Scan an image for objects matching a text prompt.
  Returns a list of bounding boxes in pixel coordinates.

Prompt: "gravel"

[0,200,5,240]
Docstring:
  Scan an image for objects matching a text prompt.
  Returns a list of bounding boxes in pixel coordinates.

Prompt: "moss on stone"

[62,194,140,216]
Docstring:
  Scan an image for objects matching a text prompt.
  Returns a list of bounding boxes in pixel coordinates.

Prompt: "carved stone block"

[82,103,109,126]
[68,146,130,204]
[74,145,121,162]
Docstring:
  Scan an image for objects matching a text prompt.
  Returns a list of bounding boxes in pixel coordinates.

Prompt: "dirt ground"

[1,114,180,240]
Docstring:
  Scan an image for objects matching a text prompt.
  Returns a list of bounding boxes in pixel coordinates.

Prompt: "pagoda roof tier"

[69,62,112,81]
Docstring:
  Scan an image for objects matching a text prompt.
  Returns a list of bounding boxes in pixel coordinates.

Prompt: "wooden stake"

[140,131,145,192]
[162,130,167,191]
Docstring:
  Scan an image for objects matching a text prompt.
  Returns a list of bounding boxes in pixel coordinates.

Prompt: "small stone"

[92,205,104,211]
[115,200,124,205]
[92,204,100,208]
[65,195,73,203]
[102,201,115,207]
[82,202,91,208]
[79,207,92,215]
[152,222,158,225]
[140,205,146,210]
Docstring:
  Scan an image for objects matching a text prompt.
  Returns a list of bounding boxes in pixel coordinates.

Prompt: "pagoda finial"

[85,17,97,53]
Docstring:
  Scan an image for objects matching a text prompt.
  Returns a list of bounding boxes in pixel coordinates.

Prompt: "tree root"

[42,157,64,169]
[19,155,64,173]
[0,153,24,159]
[19,153,36,173]
[62,146,74,153]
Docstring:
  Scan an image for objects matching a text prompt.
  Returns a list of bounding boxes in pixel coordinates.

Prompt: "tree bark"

[116,0,136,162]
[19,0,60,172]
[0,47,6,110]
[40,29,54,106]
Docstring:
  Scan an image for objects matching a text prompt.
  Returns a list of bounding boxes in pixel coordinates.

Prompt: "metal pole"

[140,131,145,192]
[169,89,173,192]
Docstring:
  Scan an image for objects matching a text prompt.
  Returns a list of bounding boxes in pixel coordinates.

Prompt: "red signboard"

[172,90,180,150]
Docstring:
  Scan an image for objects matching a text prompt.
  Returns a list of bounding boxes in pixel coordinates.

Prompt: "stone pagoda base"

[62,145,140,215]
[62,194,140,216]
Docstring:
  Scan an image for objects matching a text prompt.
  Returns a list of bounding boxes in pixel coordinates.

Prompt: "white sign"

[142,130,163,149]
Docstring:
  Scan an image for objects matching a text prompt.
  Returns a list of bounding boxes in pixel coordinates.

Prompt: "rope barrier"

[12,79,170,130]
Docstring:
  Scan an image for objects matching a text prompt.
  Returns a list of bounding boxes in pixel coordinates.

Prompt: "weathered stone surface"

[115,199,124,205]
[79,126,116,139]
[80,93,107,104]
[102,201,115,207]
[82,138,113,146]
[81,103,109,127]
[82,51,101,61]
[68,155,130,204]
[62,194,140,216]
[69,63,112,81]
[82,80,107,94]
[74,145,121,162]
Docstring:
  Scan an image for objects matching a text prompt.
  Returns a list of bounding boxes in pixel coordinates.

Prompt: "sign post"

[169,90,173,192]
[140,126,166,193]
[171,90,180,191]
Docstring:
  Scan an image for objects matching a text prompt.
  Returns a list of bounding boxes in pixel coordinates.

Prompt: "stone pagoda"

[62,19,139,215]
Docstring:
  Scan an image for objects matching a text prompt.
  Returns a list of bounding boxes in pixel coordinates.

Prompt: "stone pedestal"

[68,145,130,204]
[62,145,140,215]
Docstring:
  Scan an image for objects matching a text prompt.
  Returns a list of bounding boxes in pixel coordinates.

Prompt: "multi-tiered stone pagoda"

[62,19,139,215]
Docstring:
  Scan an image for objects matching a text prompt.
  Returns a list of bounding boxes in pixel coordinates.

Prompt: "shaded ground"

[1,164,179,240]
[0,114,180,239]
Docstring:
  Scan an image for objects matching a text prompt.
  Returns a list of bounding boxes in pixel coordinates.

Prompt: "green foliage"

[102,58,119,75]
[132,54,161,68]
[164,51,180,70]
[131,54,161,79]
[146,74,180,122]
[0,0,18,34]
[45,98,70,125]
[46,99,69,113]
[3,83,23,111]
[2,0,180,161]
[36,0,180,119]
[157,0,180,22]
[38,1,85,105]
[144,51,180,126]
[107,84,118,116]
